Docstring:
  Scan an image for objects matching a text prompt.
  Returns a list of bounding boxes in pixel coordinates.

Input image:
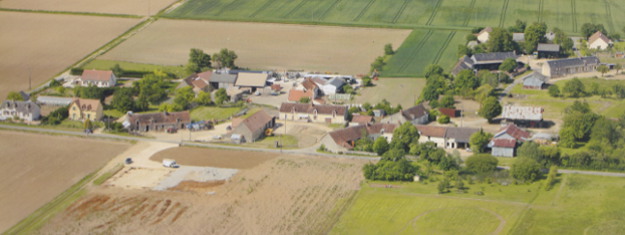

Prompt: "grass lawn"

[82,59,189,78]
[103,109,125,119]
[354,77,426,107]
[332,174,625,234]
[190,106,243,121]
[245,135,298,149]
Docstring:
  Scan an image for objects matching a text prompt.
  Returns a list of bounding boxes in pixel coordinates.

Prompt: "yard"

[332,174,625,234]
[190,106,243,121]
[354,77,426,107]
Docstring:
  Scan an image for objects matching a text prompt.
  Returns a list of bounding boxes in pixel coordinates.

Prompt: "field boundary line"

[604,0,614,33]
[538,0,544,23]
[397,30,433,72]
[571,0,577,32]
[0,7,142,18]
[249,0,274,18]
[353,0,376,22]
[318,0,341,20]
[432,31,456,65]
[498,0,510,27]
[392,0,410,24]
[463,0,476,26]
[425,0,443,26]
[214,0,242,17]
[284,0,307,18]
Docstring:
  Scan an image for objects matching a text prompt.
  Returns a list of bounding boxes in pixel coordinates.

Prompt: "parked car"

[162,159,179,168]
[125,158,133,164]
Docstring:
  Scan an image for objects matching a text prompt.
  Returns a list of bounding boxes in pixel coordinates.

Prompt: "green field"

[166,0,624,34]
[82,59,189,78]
[332,174,625,234]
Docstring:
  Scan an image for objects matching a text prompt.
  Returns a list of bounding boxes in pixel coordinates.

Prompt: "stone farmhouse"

[78,70,117,88]
[125,111,191,132]
[489,124,531,157]
[541,56,600,78]
[502,105,544,127]
[588,31,612,50]
[322,123,397,153]
[279,103,347,124]
[183,71,213,93]
[0,100,40,121]
[415,125,479,149]
[452,52,519,76]
[522,72,547,89]
[230,110,276,143]
[381,104,429,125]
[68,98,103,122]
[349,114,373,126]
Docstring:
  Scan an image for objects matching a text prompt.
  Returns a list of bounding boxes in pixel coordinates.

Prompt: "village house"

[322,123,397,153]
[541,56,600,78]
[349,114,373,126]
[78,70,117,88]
[279,103,347,124]
[536,43,560,59]
[452,52,519,76]
[230,110,276,143]
[0,100,40,122]
[68,98,103,122]
[488,124,531,157]
[522,72,547,89]
[288,78,319,103]
[381,104,429,125]
[311,77,345,95]
[183,71,212,93]
[588,31,612,50]
[125,111,191,132]
[415,125,479,149]
[502,105,544,127]
[476,27,492,43]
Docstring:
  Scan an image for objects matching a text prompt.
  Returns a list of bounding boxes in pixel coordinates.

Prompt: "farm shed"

[502,105,544,127]
[125,111,191,132]
[522,72,547,89]
[438,107,459,117]
[279,103,347,124]
[322,123,396,153]
[541,56,600,78]
[36,96,73,106]
[537,44,560,59]
[488,124,531,157]
[231,110,275,143]
[452,52,519,75]
[235,72,269,91]
[415,125,478,149]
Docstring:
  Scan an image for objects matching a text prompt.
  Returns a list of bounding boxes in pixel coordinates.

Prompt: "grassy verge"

[190,106,243,121]
[246,135,298,149]
[82,59,189,78]
[93,164,124,186]
[4,171,97,234]
[0,7,142,18]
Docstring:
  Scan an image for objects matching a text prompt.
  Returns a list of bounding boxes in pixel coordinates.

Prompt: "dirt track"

[0,130,131,231]
[0,0,176,16]
[100,19,411,74]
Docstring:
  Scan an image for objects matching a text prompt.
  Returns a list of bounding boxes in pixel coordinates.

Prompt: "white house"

[588,31,612,50]
[477,27,493,43]
[0,100,41,121]
[312,77,345,95]
[79,70,117,88]
[381,104,429,125]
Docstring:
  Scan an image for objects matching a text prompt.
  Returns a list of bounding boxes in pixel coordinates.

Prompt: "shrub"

[70,67,84,76]
[437,114,450,124]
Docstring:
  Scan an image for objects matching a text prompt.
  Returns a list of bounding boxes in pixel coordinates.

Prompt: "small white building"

[477,27,493,43]
[79,70,117,88]
[312,77,345,95]
[588,31,612,50]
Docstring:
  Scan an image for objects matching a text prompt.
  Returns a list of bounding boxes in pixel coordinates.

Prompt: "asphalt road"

[3,124,625,177]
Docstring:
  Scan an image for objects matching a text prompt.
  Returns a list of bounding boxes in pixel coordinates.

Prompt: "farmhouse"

[477,27,492,43]
[68,98,103,122]
[79,69,117,88]
[36,96,73,106]
[522,72,547,89]
[452,52,519,75]
[488,124,531,157]
[349,114,373,126]
[183,71,212,93]
[541,56,600,78]
[322,123,397,153]
[537,43,560,58]
[287,89,316,103]
[588,31,612,50]
[231,110,276,143]
[312,77,345,95]
[502,105,543,127]
[415,125,479,149]
[0,100,40,121]
[125,111,191,132]
[381,104,429,125]
[235,72,268,91]
[279,103,347,124]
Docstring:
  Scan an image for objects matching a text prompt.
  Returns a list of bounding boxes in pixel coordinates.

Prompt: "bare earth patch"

[0,12,140,98]
[150,147,278,169]
[0,0,177,16]
[0,130,131,231]
[40,154,365,234]
[100,19,411,74]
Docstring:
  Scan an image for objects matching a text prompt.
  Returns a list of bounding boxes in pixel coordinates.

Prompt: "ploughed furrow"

[425,0,443,25]
[318,0,342,20]
[498,0,510,27]
[392,0,410,24]
[571,0,577,32]
[463,0,477,26]
[249,0,274,18]
[353,0,377,22]
[398,30,434,72]
[284,0,307,18]
[214,0,243,16]
[432,31,456,65]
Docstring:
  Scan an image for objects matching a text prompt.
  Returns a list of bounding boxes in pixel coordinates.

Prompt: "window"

[87,114,90,119]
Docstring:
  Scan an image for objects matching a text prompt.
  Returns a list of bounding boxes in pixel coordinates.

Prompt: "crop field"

[81,59,188,78]
[166,0,625,34]
[0,130,131,232]
[332,174,625,234]
[355,77,426,107]
[382,29,465,77]
[0,12,140,99]
[0,0,177,16]
[100,19,410,74]
[40,153,366,234]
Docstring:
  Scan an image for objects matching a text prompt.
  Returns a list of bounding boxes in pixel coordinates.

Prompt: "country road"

[3,124,625,177]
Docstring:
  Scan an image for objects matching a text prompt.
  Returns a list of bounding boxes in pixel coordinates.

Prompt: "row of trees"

[187,48,238,73]
[549,77,625,99]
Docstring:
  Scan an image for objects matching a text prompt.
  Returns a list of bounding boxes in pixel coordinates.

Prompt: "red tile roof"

[415,125,447,138]
[329,123,397,149]
[302,78,318,90]
[288,89,314,102]
[239,110,273,133]
[71,98,101,112]
[351,115,373,124]
[492,139,517,148]
[191,79,208,89]
[438,107,458,117]
[81,70,113,81]
[498,124,530,140]
[197,70,212,81]
[589,31,611,44]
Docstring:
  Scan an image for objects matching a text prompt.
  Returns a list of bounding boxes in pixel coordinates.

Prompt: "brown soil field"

[100,19,411,74]
[41,153,366,234]
[0,0,176,16]
[0,12,140,99]
[150,147,278,169]
[0,130,131,232]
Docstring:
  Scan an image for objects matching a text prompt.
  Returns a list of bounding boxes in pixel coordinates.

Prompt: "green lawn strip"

[245,135,298,149]
[190,106,243,121]
[4,171,97,234]
[103,109,125,119]
[81,60,188,78]
[0,7,142,18]
[93,164,124,186]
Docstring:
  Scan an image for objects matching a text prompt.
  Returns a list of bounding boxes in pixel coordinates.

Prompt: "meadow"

[354,77,425,107]
[331,174,625,234]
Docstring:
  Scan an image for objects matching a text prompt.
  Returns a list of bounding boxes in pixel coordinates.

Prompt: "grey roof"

[546,56,600,70]
[1,100,40,114]
[537,43,560,52]
[210,73,237,83]
[402,104,428,120]
[467,40,479,48]
[471,52,517,64]
[444,127,479,143]
[452,56,475,75]
[522,72,547,87]
[513,33,525,42]
[327,77,345,87]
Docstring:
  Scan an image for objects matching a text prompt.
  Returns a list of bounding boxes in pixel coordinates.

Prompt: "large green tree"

[562,78,585,98]
[469,130,493,153]
[188,48,211,72]
[111,88,135,112]
[173,86,195,110]
[373,137,390,156]
[465,154,498,175]
[390,122,420,152]
[214,88,229,105]
[487,28,515,52]
[499,58,517,72]
[511,157,542,182]
[212,48,238,69]
[455,69,480,94]
[133,72,170,104]
[523,22,547,53]
[581,23,608,38]
[478,96,502,122]
[6,91,24,101]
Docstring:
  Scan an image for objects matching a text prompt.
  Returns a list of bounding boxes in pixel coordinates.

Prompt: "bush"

[510,158,542,183]
[465,154,498,175]
[70,67,84,76]
[437,114,450,124]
